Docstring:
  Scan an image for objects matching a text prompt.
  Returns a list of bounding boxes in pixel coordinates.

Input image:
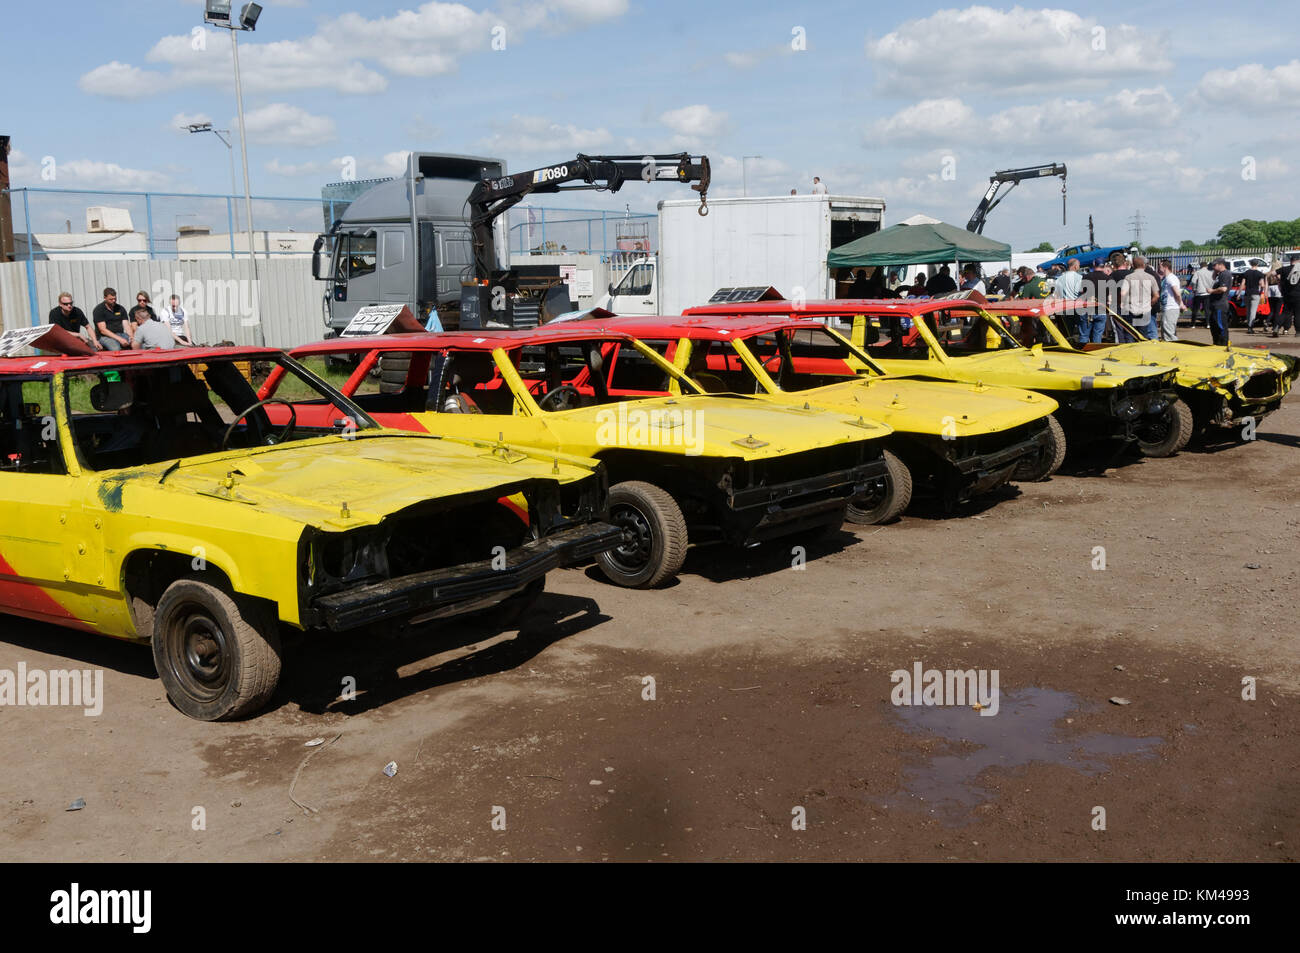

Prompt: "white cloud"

[8,151,171,190]
[722,45,790,70]
[240,103,337,146]
[78,61,158,99]
[870,87,1180,152]
[478,115,612,153]
[867,7,1172,93]
[80,2,631,99]
[658,104,728,142]
[1194,59,1300,108]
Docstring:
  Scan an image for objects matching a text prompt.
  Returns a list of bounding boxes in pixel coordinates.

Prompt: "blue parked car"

[1037,242,1131,271]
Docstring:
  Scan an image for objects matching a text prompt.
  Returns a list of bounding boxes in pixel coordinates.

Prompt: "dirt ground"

[2,327,1297,862]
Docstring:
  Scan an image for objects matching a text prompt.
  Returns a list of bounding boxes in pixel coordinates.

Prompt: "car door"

[0,375,103,629]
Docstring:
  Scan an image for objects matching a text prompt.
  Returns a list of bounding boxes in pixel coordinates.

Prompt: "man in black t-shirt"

[1208,260,1232,345]
[47,292,101,348]
[1240,266,1266,332]
[92,287,131,350]
[925,265,958,295]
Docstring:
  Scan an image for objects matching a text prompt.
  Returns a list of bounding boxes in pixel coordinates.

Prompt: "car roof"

[982,298,1088,314]
[595,314,836,340]
[683,298,986,317]
[290,326,638,356]
[0,345,281,376]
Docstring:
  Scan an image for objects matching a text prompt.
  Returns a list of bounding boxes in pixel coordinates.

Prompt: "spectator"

[990,268,1011,297]
[960,265,986,294]
[1267,271,1285,337]
[1189,262,1213,328]
[1051,257,1085,339]
[1208,259,1232,345]
[133,291,158,321]
[159,294,193,346]
[93,287,131,351]
[1079,260,1112,344]
[129,306,175,350]
[1157,259,1184,342]
[1239,262,1267,333]
[1016,267,1049,299]
[926,265,958,295]
[1119,255,1159,341]
[849,268,871,297]
[811,176,827,195]
[1282,258,1300,336]
[789,189,797,195]
[909,273,928,297]
[47,292,101,349]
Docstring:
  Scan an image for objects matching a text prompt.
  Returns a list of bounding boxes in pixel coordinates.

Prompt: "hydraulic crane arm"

[467,153,710,279]
[966,163,1067,235]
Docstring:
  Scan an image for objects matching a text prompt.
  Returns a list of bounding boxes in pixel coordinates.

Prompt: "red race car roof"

[682,298,986,318]
[0,345,282,375]
[598,314,839,341]
[981,298,1090,315]
[290,325,639,357]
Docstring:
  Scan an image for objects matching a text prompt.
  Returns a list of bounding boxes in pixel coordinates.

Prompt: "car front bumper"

[306,521,622,632]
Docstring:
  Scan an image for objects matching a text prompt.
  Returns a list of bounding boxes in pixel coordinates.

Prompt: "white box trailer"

[598,194,885,315]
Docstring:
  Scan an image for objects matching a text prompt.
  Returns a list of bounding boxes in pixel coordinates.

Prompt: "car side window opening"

[0,378,67,475]
[434,352,514,415]
[68,357,378,471]
[608,341,673,393]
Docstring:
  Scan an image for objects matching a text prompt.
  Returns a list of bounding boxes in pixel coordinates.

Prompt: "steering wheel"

[537,384,581,411]
[222,398,297,450]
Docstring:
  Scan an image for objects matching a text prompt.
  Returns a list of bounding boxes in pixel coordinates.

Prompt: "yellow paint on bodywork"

[0,375,606,643]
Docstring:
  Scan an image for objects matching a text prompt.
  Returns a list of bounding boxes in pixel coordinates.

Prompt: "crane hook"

[698,197,709,217]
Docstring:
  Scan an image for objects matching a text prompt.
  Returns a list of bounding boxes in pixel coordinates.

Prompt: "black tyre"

[151,579,281,721]
[845,449,912,525]
[1137,398,1193,457]
[1013,415,1067,481]
[596,481,688,589]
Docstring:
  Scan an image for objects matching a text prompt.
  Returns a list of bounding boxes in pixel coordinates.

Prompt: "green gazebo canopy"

[827,221,1011,267]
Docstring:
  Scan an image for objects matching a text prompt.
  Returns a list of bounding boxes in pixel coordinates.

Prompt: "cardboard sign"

[707,286,785,304]
[340,304,423,337]
[1,325,59,357]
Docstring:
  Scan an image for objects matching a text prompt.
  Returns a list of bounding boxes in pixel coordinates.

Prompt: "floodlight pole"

[228,28,262,344]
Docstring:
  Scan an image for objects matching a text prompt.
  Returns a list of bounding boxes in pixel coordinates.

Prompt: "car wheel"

[845,449,912,525]
[596,481,688,589]
[1013,415,1067,481]
[152,579,281,721]
[1136,398,1193,457]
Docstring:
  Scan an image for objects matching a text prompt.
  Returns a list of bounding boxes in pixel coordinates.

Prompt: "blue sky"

[7,0,1298,250]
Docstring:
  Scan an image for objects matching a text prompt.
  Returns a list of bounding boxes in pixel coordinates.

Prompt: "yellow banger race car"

[641,313,1062,512]
[983,298,1299,439]
[0,345,620,721]
[683,299,1191,460]
[280,327,894,589]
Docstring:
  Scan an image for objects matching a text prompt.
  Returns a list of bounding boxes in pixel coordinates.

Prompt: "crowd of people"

[840,253,1300,346]
[48,287,194,351]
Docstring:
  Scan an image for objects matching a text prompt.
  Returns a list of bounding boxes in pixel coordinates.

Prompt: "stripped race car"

[586,314,1061,518]
[280,327,894,589]
[682,299,1190,460]
[0,345,618,720]
[984,298,1299,437]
